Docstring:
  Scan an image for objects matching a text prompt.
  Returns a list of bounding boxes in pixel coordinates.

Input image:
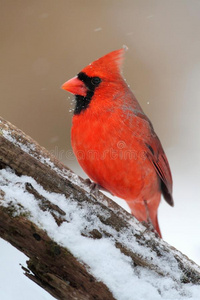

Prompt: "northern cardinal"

[62,48,173,237]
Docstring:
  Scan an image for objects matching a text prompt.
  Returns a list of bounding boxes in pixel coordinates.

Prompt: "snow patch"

[0,167,200,300]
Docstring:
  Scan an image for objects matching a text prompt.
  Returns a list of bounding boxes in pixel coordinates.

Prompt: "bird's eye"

[91,77,101,86]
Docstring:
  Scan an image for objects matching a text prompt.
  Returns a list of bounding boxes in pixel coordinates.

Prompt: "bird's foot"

[141,221,159,238]
[141,220,153,231]
[85,178,114,200]
[84,178,104,198]
[142,200,160,238]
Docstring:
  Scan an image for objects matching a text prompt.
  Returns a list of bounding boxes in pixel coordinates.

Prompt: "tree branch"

[0,116,200,299]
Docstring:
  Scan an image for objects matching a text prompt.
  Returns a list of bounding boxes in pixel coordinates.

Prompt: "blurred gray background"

[1,0,200,264]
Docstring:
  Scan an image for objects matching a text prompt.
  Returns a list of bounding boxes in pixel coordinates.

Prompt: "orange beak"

[61,76,87,97]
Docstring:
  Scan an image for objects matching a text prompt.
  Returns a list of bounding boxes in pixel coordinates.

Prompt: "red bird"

[62,49,173,237]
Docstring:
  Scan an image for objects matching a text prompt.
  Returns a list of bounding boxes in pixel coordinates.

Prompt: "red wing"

[146,139,174,206]
[123,110,173,206]
[134,112,174,206]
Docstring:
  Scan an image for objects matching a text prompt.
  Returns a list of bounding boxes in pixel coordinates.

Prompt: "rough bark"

[0,116,200,300]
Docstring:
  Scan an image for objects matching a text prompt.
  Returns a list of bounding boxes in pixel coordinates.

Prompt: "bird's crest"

[81,47,127,79]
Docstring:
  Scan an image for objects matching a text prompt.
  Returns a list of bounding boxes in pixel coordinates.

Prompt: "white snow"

[0,167,200,300]
[1,127,86,191]
[94,27,102,32]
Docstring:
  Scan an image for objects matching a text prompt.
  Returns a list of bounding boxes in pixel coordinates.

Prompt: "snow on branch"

[0,116,200,300]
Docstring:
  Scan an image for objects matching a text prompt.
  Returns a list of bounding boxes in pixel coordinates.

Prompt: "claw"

[84,178,111,197]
